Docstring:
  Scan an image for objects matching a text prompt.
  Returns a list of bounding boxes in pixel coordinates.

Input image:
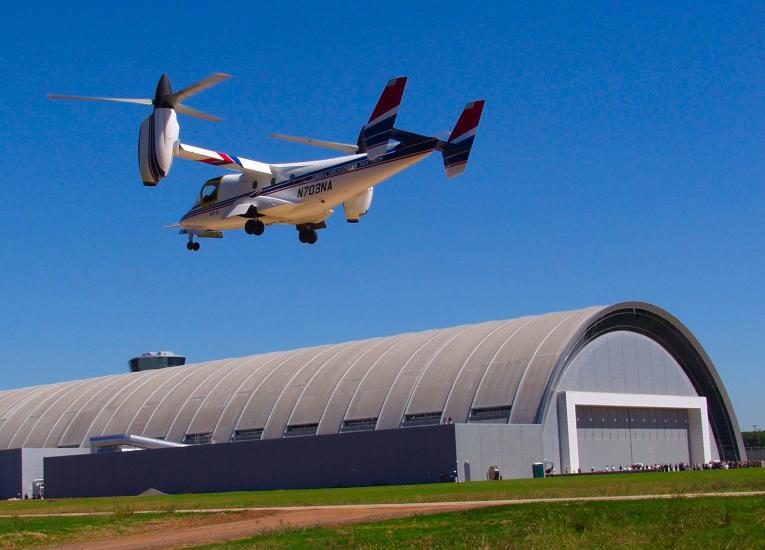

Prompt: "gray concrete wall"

[542,330,720,471]
[454,423,543,481]
[557,331,697,397]
[575,405,691,471]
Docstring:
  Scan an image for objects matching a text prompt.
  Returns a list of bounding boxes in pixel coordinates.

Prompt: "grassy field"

[0,470,761,548]
[0,468,762,517]
[193,495,765,549]
[0,511,172,549]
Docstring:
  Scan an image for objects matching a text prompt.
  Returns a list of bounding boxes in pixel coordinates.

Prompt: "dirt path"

[43,503,484,550]
[39,491,765,550]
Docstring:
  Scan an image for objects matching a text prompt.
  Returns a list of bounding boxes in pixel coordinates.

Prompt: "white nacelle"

[344,187,374,222]
[138,108,179,186]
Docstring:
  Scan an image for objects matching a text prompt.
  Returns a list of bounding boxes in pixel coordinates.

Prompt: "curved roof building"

[0,302,746,472]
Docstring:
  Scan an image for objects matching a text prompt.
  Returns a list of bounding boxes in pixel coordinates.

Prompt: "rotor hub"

[153,74,174,109]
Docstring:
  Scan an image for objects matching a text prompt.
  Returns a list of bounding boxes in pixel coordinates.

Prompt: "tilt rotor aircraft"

[50,73,484,250]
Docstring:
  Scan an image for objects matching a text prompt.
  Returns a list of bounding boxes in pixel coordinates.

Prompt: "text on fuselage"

[297,180,333,198]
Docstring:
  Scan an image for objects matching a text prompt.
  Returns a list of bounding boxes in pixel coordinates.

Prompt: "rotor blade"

[271,133,359,154]
[47,94,153,105]
[175,103,223,122]
[169,72,231,103]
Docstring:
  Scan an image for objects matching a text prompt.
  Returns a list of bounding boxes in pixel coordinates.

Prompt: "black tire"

[244,219,256,235]
[186,242,193,250]
[298,231,308,243]
[192,242,200,251]
[253,220,265,236]
[307,230,318,244]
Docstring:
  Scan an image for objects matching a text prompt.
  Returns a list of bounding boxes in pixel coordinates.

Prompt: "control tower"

[128,351,186,373]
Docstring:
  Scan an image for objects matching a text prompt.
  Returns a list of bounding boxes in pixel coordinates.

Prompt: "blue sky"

[0,2,762,429]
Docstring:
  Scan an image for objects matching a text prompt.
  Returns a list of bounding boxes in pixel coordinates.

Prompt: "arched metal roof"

[0,302,745,459]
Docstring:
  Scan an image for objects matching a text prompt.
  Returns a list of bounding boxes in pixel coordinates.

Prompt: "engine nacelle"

[344,187,374,222]
[138,107,179,186]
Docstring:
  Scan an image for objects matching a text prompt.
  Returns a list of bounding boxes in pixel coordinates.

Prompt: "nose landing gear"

[186,238,200,251]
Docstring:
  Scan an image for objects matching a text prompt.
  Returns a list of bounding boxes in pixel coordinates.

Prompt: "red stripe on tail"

[368,77,407,123]
[448,100,485,142]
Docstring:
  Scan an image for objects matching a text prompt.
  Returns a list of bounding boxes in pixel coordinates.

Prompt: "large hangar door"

[576,405,690,471]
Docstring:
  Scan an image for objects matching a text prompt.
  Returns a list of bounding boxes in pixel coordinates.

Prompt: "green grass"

[1,469,763,516]
[0,471,763,549]
[0,512,170,549]
[194,495,765,549]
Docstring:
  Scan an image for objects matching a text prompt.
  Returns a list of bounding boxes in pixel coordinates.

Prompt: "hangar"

[0,302,747,497]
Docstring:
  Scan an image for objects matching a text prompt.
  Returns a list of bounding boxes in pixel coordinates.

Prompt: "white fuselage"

[180,147,433,231]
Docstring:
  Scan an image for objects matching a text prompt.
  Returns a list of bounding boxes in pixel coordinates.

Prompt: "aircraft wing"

[175,142,272,176]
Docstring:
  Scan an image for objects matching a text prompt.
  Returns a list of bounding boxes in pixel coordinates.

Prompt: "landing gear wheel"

[298,228,318,244]
[244,219,265,235]
[186,242,193,250]
[192,242,200,251]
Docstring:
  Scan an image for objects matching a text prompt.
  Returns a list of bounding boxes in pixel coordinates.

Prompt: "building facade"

[0,302,747,497]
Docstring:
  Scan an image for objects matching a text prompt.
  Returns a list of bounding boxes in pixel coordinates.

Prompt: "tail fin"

[361,77,407,159]
[442,100,485,178]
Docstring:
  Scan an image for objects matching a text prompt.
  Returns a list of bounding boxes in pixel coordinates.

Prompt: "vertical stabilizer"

[442,100,485,178]
[361,77,408,159]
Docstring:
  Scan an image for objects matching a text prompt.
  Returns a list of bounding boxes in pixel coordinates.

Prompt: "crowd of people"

[560,459,761,475]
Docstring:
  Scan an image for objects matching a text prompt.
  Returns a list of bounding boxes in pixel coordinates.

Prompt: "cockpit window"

[199,177,221,205]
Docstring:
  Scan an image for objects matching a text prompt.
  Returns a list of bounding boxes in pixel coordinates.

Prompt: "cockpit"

[197,177,221,206]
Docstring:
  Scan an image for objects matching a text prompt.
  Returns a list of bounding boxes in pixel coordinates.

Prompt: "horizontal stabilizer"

[271,134,359,154]
[442,100,485,178]
[362,77,407,159]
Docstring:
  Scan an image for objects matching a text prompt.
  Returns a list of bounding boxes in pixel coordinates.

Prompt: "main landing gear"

[298,229,318,244]
[186,238,200,251]
[244,219,265,236]
[296,222,324,245]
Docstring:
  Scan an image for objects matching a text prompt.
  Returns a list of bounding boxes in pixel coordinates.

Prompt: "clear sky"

[0,2,762,429]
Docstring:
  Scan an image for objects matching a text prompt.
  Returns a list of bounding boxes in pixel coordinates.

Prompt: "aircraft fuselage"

[179,139,435,232]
